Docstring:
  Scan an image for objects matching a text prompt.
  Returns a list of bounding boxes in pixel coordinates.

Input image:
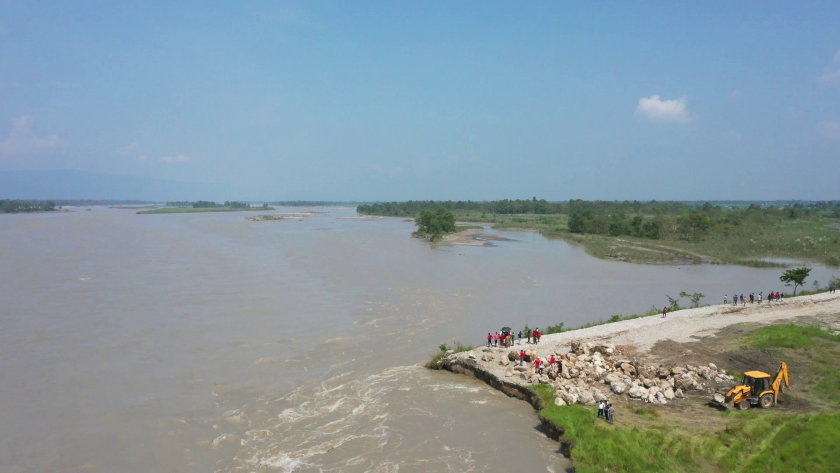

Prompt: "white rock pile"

[485,339,736,406]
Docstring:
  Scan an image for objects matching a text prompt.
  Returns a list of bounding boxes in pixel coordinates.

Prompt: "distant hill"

[0,169,233,201]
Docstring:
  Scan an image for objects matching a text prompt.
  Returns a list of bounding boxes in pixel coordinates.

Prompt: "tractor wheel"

[738,400,750,410]
[760,393,774,408]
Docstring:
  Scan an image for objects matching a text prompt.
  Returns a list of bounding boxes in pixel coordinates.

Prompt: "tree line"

[1,200,57,213]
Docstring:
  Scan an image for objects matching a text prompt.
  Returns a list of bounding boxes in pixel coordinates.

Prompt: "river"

[1,207,834,472]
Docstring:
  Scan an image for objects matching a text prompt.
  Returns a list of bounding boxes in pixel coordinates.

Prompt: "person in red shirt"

[662,307,667,318]
[487,333,492,347]
[535,357,542,375]
[494,332,499,347]
[519,350,525,366]
[549,355,556,375]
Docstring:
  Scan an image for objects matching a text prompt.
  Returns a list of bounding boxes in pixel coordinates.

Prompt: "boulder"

[627,385,646,399]
[592,388,608,402]
[508,351,518,362]
[671,366,686,375]
[468,352,476,360]
[674,373,695,390]
[480,353,494,362]
[656,391,667,404]
[604,373,622,385]
[611,382,627,394]
[444,350,454,356]
[698,368,714,380]
[674,388,684,398]
[570,340,582,352]
[505,370,513,377]
[642,377,653,388]
[554,396,566,406]
[709,363,718,371]
[514,365,528,372]
[657,367,670,378]
[620,363,637,376]
[686,364,697,372]
[524,351,537,362]
[664,388,675,400]
[520,372,528,380]
[579,391,596,405]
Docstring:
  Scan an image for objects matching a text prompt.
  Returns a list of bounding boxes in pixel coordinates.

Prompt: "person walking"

[749,293,754,304]
[662,307,667,318]
[487,333,492,347]
[550,355,556,375]
[520,349,525,366]
[758,292,763,304]
[830,283,835,294]
[597,400,605,419]
[607,404,616,424]
[534,328,541,344]
[526,328,532,344]
[724,294,728,305]
[494,332,499,347]
[535,357,542,375]
[741,294,746,307]
[518,331,523,345]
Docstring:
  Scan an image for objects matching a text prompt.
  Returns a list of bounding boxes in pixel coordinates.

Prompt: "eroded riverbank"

[435,292,840,471]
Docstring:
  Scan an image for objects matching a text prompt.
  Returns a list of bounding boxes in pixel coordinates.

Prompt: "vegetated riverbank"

[432,293,840,472]
[358,202,840,268]
[137,206,273,214]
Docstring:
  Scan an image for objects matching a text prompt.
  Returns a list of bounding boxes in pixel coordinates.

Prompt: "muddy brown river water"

[1,207,834,472]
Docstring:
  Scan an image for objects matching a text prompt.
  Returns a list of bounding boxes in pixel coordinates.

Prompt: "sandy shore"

[447,292,840,386]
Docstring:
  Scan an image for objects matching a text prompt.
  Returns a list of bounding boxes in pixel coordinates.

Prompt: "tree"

[676,211,711,242]
[679,291,705,308]
[780,267,811,296]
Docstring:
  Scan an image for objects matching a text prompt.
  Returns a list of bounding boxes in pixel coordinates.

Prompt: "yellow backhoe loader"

[712,361,791,410]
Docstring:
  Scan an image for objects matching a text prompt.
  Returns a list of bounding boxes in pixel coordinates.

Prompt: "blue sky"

[1,1,839,201]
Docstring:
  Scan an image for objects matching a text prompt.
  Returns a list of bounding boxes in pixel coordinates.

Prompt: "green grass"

[425,342,474,369]
[747,324,840,349]
[530,384,840,472]
[137,206,272,214]
[448,211,840,268]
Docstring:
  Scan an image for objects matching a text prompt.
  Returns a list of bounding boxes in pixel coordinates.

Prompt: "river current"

[1,207,834,472]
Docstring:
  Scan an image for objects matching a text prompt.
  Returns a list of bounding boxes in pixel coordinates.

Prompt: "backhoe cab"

[712,361,791,410]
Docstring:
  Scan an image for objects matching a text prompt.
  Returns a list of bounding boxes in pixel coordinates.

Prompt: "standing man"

[520,349,525,366]
[597,400,605,419]
[724,294,728,305]
[534,328,541,344]
[487,333,492,347]
[535,357,542,375]
[526,328,532,344]
[607,404,616,424]
[494,332,499,347]
[549,354,556,375]
[662,307,667,318]
[518,330,523,345]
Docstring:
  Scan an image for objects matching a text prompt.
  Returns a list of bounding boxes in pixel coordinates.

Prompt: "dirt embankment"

[436,293,840,456]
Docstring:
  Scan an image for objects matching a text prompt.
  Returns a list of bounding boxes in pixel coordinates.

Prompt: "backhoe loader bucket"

[712,392,734,408]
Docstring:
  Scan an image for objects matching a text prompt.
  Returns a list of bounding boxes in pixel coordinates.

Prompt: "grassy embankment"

[453,211,840,268]
[529,321,840,473]
[137,206,273,214]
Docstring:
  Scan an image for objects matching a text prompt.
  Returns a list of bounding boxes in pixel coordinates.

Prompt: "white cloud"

[0,116,64,158]
[817,121,840,141]
[817,51,840,86]
[160,155,191,165]
[116,143,139,156]
[818,70,840,86]
[635,95,690,123]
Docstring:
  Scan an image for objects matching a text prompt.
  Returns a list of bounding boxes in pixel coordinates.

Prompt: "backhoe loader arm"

[773,361,792,392]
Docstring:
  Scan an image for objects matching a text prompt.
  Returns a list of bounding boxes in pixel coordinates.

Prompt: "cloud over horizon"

[635,95,690,123]
[817,121,840,141]
[160,155,191,165]
[0,116,64,158]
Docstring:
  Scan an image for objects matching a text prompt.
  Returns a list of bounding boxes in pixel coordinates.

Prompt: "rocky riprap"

[441,339,735,407]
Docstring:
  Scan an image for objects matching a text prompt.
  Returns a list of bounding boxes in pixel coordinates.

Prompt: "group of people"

[519,350,557,374]
[487,328,542,347]
[598,400,616,424]
[724,291,783,306]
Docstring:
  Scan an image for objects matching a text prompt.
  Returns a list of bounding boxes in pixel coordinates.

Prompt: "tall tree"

[779,267,811,296]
